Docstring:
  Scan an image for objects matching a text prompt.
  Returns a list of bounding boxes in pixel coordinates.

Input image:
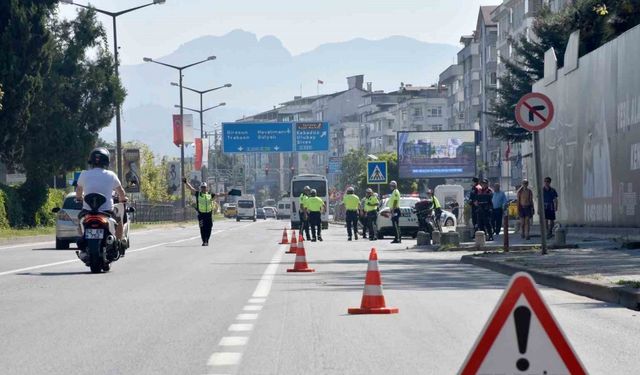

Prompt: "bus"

[290,174,329,230]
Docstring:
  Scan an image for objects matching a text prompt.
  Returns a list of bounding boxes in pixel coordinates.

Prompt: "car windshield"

[292,181,327,197]
[238,201,254,208]
[62,197,83,210]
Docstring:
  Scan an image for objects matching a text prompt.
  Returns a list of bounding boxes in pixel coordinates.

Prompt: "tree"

[139,145,171,202]
[488,0,634,143]
[19,9,125,225]
[338,149,367,194]
[0,0,57,165]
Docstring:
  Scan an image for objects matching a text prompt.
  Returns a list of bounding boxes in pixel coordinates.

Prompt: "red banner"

[194,138,203,171]
[172,115,183,146]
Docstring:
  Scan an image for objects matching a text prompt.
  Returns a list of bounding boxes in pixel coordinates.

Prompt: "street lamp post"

[143,56,216,211]
[175,100,227,180]
[61,0,166,182]
[171,82,230,180]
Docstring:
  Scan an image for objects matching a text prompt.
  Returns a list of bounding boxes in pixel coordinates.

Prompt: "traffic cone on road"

[286,231,298,254]
[279,227,289,244]
[348,248,398,314]
[298,232,304,244]
[287,240,315,272]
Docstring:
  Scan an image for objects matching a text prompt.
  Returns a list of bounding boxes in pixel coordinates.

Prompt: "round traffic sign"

[515,92,555,132]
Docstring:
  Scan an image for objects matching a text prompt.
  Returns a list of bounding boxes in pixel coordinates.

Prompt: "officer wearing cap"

[342,186,360,241]
[388,180,402,243]
[299,185,312,240]
[184,179,226,246]
[363,188,379,241]
[305,188,325,241]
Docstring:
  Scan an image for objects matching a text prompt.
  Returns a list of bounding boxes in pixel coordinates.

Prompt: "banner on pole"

[123,148,141,193]
[172,115,183,146]
[167,161,181,197]
[194,138,203,171]
[183,114,194,145]
[202,138,209,168]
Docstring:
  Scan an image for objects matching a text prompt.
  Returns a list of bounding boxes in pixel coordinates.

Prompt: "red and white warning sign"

[515,92,555,132]
[459,272,586,375]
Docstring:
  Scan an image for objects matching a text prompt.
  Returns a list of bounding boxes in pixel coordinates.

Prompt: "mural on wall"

[534,25,640,227]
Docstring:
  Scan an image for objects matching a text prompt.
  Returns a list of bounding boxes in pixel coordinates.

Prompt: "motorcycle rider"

[299,186,312,240]
[75,148,127,258]
[363,188,379,241]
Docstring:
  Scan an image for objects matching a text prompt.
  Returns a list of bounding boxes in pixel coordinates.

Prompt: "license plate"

[85,228,104,239]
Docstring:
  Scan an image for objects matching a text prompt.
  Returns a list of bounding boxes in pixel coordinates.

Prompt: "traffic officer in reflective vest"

[363,188,379,241]
[183,178,225,246]
[389,180,402,243]
[305,189,325,242]
[299,186,311,240]
[342,186,360,241]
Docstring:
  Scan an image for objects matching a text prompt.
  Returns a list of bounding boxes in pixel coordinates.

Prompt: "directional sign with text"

[328,156,342,174]
[459,272,586,375]
[367,161,388,184]
[222,122,293,153]
[295,122,329,152]
[515,92,555,132]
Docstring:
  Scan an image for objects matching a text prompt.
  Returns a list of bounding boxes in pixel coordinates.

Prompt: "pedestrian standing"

[388,180,402,244]
[363,188,379,241]
[342,187,360,241]
[469,177,480,238]
[543,177,559,238]
[476,179,494,241]
[183,178,226,246]
[299,186,311,240]
[305,189,325,242]
[517,179,534,240]
[492,183,508,236]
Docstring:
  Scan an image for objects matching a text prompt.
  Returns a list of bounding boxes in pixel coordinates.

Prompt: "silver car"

[52,193,83,249]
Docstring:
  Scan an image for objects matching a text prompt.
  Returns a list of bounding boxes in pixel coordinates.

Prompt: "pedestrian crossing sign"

[367,161,388,184]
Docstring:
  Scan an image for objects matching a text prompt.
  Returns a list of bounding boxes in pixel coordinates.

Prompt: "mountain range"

[109,29,459,157]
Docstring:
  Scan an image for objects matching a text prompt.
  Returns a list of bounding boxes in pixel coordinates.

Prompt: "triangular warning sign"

[459,272,586,375]
[370,165,385,182]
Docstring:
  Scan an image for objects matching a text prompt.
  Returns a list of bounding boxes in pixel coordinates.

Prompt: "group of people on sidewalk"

[470,176,559,241]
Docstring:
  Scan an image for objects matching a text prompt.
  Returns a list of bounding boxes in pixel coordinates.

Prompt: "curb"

[461,254,640,311]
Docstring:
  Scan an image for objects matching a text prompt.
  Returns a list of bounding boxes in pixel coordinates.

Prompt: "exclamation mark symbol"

[514,306,531,372]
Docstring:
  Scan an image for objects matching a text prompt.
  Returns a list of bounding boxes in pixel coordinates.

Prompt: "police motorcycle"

[76,193,134,273]
[414,198,441,235]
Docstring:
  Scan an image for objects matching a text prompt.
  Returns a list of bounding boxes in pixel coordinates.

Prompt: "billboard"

[397,131,477,179]
[123,148,141,193]
[167,161,181,197]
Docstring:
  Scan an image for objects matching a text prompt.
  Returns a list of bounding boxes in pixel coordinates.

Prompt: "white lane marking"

[218,337,249,346]
[207,352,242,366]
[0,235,202,277]
[0,241,52,250]
[242,305,263,311]
[205,245,286,370]
[228,324,253,332]
[236,314,258,321]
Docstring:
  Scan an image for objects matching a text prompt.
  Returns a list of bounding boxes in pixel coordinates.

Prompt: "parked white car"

[375,196,457,239]
[52,193,83,249]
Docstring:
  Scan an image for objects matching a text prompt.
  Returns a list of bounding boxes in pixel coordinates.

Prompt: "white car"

[375,196,457,239]
[263,206,277,218]
[51,193,83,249]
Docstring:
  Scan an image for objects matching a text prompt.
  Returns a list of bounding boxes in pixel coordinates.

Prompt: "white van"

[236,195,256,222]
[276,198,291,219]
[290,174,329,230]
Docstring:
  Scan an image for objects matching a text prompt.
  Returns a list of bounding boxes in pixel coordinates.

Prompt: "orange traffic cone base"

[286,247,297,254]
[287,267,315,273]
[347,307,398,314]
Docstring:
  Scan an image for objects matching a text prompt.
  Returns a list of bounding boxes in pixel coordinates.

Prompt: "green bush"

[35,189,66,227]
[0,190,9,229]
[0,184,24,227]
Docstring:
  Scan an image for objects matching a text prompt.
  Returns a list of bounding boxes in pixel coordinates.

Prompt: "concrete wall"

[532,25,640,227]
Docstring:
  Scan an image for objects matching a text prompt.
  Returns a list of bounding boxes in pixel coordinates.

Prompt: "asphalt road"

[1,220,638,375]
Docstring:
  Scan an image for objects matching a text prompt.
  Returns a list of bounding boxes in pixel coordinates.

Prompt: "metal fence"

[129,201,198,223]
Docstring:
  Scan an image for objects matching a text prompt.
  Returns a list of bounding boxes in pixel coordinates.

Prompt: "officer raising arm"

[183,178,226,246]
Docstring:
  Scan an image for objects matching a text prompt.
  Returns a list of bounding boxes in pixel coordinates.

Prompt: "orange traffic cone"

[279,227,289,244]
[287,231,298,254]
[298,232,304,244]
[287,239,315,272]
[348,248,398,314]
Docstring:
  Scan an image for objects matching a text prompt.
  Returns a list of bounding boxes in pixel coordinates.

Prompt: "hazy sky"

[58,0,493,65]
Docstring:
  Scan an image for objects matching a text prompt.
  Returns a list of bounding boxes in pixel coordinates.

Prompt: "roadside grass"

[615,280,640,289]
[0,226,56,239]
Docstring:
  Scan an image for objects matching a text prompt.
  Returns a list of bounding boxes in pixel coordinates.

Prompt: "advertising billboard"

[123,148,141,193]
[397,131,477,179]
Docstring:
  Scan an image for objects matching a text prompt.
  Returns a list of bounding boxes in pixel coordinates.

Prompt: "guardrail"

[129,202,198,223]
